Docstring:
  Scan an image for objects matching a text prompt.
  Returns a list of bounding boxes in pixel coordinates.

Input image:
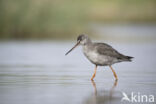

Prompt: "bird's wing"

[95,43,125,59]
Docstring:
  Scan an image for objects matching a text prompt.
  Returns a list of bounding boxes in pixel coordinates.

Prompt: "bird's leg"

[109,66,118,80]
[91,65,97,81]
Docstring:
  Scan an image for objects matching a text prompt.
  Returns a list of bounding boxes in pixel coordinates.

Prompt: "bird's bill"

[65,41,80,55]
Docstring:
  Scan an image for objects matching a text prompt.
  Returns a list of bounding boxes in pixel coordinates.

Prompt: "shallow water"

[0,41,156,104]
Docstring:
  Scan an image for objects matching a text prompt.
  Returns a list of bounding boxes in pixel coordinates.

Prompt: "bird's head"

[77,34,90,45]
[65,34,91,55]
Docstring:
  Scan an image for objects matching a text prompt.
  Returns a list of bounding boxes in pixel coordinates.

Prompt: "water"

[0,40,156,104]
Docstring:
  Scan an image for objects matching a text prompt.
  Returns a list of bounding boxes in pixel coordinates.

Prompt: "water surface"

[0,41,156,104]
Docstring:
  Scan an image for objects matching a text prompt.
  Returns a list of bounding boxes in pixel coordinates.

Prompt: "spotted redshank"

[65,34,133,81]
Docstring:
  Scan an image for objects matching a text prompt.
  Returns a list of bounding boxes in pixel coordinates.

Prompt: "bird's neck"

[85,38,92,45]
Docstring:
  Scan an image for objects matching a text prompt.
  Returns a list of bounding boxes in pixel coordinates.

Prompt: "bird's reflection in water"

[85,80,121,104]
[91,80,97,96]
[109,79,118,98]
[91,80,118,97]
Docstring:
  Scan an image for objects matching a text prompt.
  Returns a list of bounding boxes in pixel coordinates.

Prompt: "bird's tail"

[124,56,134,61]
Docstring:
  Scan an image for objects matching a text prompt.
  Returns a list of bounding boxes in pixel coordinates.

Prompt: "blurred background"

[0,0,156,40]
[0,0,156,104]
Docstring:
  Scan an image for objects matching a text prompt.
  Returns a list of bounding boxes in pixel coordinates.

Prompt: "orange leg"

[109,66,118,80]
[91,65,97,81]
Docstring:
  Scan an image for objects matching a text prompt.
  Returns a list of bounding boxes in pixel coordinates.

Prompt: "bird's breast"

[82,45,99,64]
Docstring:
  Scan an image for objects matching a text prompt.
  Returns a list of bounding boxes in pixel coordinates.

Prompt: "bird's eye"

[77,36,82,41]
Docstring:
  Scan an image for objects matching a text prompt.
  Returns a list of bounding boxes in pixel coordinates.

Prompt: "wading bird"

[65,34,133,81]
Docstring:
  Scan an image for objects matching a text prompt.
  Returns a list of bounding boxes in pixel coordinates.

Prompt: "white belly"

[84,51,99,63]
